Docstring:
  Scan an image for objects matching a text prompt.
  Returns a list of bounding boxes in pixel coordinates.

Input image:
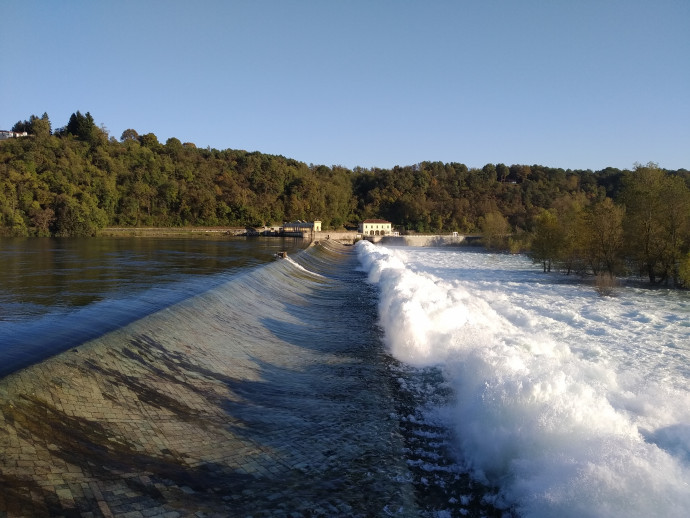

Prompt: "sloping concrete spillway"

[0,242,497,517]
[0,245,414,517]
[1,333,406,516]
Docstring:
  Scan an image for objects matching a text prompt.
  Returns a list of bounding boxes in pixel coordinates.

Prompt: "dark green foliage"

[1,112,688,286]
[620,163,690,285]
[120,129,139,142]
[10,113,51,137]
[1,112,360,234]
[11,119,31,133]
[64,111,96,141]
[31,113,52,139]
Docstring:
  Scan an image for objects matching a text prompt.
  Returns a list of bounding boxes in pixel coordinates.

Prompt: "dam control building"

[358,219,392,236]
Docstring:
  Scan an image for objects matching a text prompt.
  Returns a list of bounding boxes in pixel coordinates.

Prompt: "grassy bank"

[97,227,246,238]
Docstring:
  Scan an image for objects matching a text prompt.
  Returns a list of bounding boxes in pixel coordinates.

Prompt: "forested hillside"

[2,111,690,285]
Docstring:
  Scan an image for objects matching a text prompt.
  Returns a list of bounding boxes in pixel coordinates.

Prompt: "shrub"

[594,272,619,297]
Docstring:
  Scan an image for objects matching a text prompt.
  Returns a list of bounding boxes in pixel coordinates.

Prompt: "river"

[0,236,307,377]
[357,240,690,517]
[0,237,497,517]
[1,237,688,517]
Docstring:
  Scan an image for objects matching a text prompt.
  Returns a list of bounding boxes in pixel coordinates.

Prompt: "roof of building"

[362,219,391,224]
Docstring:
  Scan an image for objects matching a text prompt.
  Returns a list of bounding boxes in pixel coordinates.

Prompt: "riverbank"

[97,226,245,237]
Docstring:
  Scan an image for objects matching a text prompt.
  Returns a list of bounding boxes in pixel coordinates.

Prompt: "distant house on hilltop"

[359,219,392,236]
[0,130,29,140]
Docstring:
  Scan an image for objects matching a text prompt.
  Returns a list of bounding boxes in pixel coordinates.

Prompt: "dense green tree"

[51,194,103,237]
[549,193,590,275]
[165,137,183,154]
[621,163,686,283]
[64,111,96,141]
[496,163,509,183]
[480,212,511,249]
[481,163,497,183]
[11,119,31,134]
[1,109,689,288]
[659,175,690,284]
[581,197,625,276]
[530,209,563,272]
[120,129,139,142]
[138,133,161,150]
[31,113,52,139]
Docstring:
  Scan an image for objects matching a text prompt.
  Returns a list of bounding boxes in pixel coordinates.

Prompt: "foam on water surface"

[357,240,690,517]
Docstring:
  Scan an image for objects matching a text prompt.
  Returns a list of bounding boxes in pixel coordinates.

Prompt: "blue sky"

[2,0,688,171]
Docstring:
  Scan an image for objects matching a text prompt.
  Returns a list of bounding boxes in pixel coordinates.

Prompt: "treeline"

[526,166,690,286]
[2,111,689,285]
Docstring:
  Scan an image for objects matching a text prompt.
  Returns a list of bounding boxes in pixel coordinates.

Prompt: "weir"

[0,242,500,518]
[0,244,409,516]
[313,231,480,247]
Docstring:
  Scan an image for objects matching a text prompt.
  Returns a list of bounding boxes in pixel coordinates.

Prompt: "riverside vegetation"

[2,111,690,286]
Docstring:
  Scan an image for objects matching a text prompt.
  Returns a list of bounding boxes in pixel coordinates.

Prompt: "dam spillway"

[0,241,489,517]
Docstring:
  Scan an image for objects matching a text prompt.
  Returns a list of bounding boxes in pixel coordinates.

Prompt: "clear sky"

[2,0,688,171]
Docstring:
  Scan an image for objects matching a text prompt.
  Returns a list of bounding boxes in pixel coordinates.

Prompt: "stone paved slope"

[0,273,414,517]
[0,244,506,518]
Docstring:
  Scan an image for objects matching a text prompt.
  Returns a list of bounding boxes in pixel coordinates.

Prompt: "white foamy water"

[357,241,690,518]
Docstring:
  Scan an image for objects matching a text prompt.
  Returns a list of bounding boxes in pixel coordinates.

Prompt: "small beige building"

[359,219,392,236]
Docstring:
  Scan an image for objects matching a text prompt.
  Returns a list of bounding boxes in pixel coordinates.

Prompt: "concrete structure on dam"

[0,265,485,517]
[0,311,413,516]
[314,231,476,246]
[376,234,469,246]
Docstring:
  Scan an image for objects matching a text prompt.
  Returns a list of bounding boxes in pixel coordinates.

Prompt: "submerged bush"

[594,272,619,297]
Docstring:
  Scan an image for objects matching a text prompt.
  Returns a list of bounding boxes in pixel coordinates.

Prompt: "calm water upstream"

[0,236,307,376]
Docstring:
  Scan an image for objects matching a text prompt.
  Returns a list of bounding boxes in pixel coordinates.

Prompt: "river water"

[0,237,307,377]
[357,241,690,517]
[0,237,499,516]
[1,237,688,517]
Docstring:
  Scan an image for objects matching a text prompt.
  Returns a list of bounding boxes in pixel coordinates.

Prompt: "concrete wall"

[377,234,466,246]
[313,231,360,244]
[314,231,479,247]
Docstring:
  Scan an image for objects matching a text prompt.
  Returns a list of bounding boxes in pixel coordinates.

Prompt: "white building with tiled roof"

[0,130,28,140]
[359,219,392,236]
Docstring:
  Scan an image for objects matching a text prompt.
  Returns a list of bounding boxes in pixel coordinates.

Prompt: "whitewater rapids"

[357,240,690,518]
